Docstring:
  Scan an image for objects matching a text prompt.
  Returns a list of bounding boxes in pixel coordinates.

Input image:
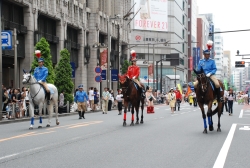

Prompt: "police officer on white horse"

[34,50,51,105]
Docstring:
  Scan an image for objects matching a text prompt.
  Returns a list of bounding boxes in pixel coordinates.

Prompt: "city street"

[0,102,249,168]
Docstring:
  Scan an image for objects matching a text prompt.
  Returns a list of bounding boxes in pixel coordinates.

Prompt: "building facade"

[130,0,188,93]
[1,0,131,92]
[223,50,231,86]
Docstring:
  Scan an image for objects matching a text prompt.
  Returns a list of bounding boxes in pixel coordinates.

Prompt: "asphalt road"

[0,102,249,168]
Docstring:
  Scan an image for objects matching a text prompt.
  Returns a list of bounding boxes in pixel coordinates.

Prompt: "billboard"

[148,64,154,79]
[100,48,108,70]
[134,0,168,32]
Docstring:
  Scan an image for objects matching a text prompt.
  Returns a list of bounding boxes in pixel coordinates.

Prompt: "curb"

[0,108,117,125]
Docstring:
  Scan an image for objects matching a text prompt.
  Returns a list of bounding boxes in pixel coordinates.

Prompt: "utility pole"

[107,19,111,89]
[14,28,18,88]
[0,0,2,120]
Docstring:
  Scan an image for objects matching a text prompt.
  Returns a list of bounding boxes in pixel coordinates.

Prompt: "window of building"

[182,43,184,53]
[137,53,145,59]
[182,15,185,25]
[183,1,185,10]
[182,29,185,39]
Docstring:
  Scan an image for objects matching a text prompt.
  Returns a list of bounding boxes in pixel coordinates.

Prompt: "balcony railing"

[2,19,27,34]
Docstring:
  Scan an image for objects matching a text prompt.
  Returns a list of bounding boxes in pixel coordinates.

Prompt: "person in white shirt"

[88,87,95,110]
[222,90,229,113]
[116,89,123,115]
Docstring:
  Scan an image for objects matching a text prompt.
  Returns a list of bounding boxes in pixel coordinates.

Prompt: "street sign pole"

[14,28,18,88]
[0,0,3,120]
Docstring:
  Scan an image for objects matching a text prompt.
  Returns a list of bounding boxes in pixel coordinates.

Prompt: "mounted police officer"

[126,50,146,98]
[34,57,51,105]
[193,47,223,102]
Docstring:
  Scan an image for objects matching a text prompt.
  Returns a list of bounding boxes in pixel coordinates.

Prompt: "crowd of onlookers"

[2,85,30,119]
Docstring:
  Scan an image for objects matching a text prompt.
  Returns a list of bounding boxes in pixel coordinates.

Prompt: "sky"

[197,0,250,66]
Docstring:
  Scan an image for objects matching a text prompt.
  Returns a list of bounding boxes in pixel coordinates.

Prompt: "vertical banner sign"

[189,57,193,70]
[148,64,154,79]
[193,47,197,70]
[101,70,106,80]
[134,0,168,32]
[197,47,200,67]
[111,69,118,82]
[70,62,75,78]
[100,48,108,70]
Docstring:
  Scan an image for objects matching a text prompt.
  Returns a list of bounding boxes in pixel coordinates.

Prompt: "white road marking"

[0,153,19,160]
[239,126,250,130]
[239,109,243,118]
[213,123,237,168]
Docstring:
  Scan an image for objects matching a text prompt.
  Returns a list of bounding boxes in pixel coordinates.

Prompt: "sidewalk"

[0,108,116,125]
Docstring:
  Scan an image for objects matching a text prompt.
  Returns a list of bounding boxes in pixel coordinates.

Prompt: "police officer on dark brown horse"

[193,41,223,103]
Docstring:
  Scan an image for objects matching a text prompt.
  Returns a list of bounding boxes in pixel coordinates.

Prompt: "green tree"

[31,37,55,84]
[121,60,131,74]
[54,49,74,103]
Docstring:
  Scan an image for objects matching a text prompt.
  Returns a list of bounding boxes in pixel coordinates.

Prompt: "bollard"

[67,101,69,113]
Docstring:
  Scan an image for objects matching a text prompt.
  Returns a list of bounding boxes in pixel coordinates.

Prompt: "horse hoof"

[135,121,139,124]
[130,122,134,126]
[56,122,60,125]
[38,126,42,128]
[203,129,207,134]
[46,124,50,127]
[29,127,33,130]
[217,128,221,132]
[123,122,126,126]
[140,120,144,124]
[209,126,214,131]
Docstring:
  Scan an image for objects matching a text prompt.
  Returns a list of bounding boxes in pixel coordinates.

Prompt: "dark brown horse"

[193,69,224,133]
[118,74,144,126]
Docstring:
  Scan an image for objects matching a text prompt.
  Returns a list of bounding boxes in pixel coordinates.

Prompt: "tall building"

[1,0,131,92]
[196,15,209,60]
[130,0,188,92]
[187,0,198,81]
[223,51,231,88]
[214,28,224,79]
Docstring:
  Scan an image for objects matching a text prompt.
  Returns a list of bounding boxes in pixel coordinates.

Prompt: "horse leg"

[140,99,144,124]
[123,101,128,126]
[207,102,214,131]
[135,101,140,124]
[46,104,53,127]
[130,105,135,126]
[38,104,44,128]
[217,102,223,132]
[198,102,207,133]
[29,103,35,130]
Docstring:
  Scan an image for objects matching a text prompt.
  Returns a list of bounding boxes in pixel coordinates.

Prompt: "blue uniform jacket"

[74,91,89,103]
[34,66,48,82]
[197,58,217,75]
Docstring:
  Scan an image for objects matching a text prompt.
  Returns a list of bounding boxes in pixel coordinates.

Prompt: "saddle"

[207,78,215,91]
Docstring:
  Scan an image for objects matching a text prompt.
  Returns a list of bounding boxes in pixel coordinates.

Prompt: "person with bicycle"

[174,87,182,111]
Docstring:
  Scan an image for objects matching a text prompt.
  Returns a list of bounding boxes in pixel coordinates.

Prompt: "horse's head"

[22,69,34,84]
[118,74,129,86]
[193,68,208,92]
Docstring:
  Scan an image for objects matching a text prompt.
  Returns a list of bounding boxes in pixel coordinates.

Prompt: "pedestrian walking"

[88,87,95,111]
[174,87,182,111]
[108,90,114,111]
[74,84,88,119]
[166,88,176,114]
[222,89,229,113]
[116,89,123,115]
[102,87,110,114]
[227,89,234,116]
[146,86,156,113]
[93,88,99,111]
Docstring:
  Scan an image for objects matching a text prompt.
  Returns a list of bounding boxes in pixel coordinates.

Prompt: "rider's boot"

[216,87,223,103]
[47,92,50,105]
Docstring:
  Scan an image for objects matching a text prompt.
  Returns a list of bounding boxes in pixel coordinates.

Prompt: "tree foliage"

[31,37,55,84]
[121,60,131,74]
[54,49,74,104]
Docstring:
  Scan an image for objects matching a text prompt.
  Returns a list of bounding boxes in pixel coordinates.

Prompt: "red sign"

[135,35,141,41]
[148,64,154,78]
[100,48,108,70]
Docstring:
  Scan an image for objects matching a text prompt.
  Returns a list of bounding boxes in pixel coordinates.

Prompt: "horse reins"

[24,75,43,105]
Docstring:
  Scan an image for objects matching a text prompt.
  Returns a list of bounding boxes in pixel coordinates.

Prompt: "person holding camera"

[146,86,156,113]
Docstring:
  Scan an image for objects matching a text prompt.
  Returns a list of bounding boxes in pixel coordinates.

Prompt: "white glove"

[206,73,211,77]
[38,80,42,83]
[133,76,136,79]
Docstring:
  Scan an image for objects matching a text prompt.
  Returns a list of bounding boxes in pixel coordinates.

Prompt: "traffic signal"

[235,61,245,67]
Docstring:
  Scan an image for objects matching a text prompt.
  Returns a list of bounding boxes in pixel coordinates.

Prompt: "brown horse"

[118,74,145,126]
[193,69,224,133]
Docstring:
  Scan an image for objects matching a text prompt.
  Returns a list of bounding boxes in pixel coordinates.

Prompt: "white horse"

[22,69,60,129]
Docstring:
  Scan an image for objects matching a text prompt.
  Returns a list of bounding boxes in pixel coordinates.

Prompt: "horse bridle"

[23,74,42,102]
[197,73,208,92]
